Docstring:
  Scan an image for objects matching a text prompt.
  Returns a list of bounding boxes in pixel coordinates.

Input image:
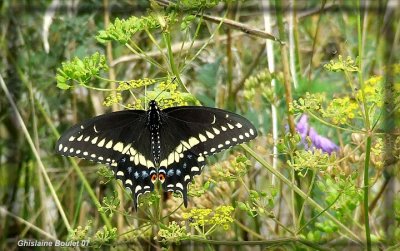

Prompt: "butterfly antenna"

[144,82,147,110]
[153,76,177,102]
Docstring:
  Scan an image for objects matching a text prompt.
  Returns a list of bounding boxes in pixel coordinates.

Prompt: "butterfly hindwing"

[159,150,205,207]
[114,157,156,210]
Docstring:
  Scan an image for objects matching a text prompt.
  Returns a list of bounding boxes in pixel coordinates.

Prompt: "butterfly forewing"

[55,111,148,165]
[163,106,257,157]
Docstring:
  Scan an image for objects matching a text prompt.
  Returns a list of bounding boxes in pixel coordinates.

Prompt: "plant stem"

[357,1,371,249]
[307,110,365,133]
[104,0,124,232]
[275,0,302,230]
[297,170,317,230]
[186,236,330,251]
[369,174,391,212]
[162,32,187,93]
[274,0,295,135]
[234,219,264,240]
[125,43,165,70]
[363,136,372,250]
[297,189,342,234]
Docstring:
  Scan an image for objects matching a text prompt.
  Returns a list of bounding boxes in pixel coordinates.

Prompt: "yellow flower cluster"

[182,208,212,227]
[215,155,249,181]
[371,138,384,169]
[182,205,235,230]
[116,78,156,91]
[103,93,122,107]
[210,206,235,230]
[323,97,358,124]
[324,55,359,72]
[357,75,384,108]
[388,63,400,74]
[291,149,337,174]
[127,102,145,110]
[92,226,117,247]
[291,92,325,113]
[158,221,188,244]
[394,83,400,92]
[68,223,91,242]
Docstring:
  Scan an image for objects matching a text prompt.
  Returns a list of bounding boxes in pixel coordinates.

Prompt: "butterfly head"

[149,100,159,110]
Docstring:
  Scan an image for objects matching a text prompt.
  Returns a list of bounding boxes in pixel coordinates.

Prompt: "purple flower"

[296,114,339,154]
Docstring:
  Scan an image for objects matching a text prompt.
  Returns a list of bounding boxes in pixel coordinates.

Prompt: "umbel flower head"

[296,114,339,154]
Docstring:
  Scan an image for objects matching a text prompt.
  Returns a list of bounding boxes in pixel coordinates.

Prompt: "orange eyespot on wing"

[151,173,157,183]
[158,173,166,183]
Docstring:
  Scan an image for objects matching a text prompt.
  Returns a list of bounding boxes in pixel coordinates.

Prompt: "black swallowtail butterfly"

[56,100,257,209]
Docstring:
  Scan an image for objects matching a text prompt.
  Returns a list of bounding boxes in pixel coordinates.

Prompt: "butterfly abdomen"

[147,101,162,165]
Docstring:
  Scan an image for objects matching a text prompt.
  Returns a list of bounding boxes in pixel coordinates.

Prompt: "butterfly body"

[56,100,257,209]
[147,100,163,165]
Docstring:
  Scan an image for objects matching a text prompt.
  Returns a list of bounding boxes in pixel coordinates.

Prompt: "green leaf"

[196,58,222,87]
[56,81,72,90]
[55,52,108,89]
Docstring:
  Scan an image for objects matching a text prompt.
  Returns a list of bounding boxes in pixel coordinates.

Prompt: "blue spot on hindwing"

[176,169,181,176]
[167,169,174,177]
[142,170,149,178]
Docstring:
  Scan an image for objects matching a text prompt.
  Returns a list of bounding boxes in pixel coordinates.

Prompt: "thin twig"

[112,236,330,250]
[0,208,57,241]
[154,0,282,43]
[201,13,283,43]
[111,33,243,66]
[369,175,391,212]
[103,0,124,233]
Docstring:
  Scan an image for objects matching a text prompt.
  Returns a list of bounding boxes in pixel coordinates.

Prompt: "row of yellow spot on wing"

[160,136,201,167]
[204,122,243,140]
[156,121,250,166]
[200,122,255,156]
[58,142,117,166]
[65,121,254,170]
[66,133,158,168]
